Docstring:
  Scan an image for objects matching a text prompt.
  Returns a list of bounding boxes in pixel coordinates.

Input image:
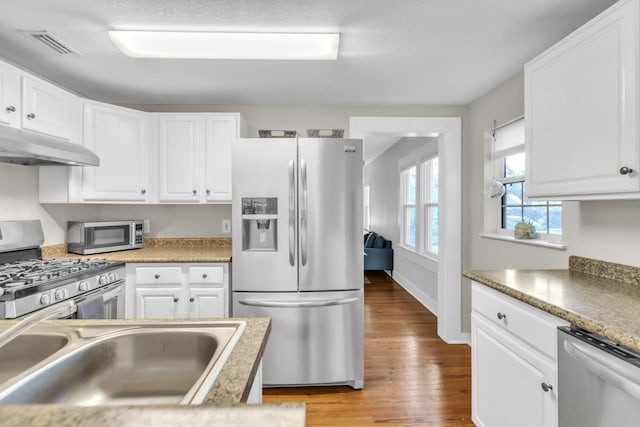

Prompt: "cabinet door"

[205,115,238,202]
[82,101,149,201]
[135,287,181,319]
[158,116,202,202]
[21,75,77,140]
[188,287,225,318]
[525,0,639,198]
[0,61,20,127]
[472,315,556,427]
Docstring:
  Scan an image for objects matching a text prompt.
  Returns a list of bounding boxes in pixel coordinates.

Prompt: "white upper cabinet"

[155,113,242,204]
[205,115,239,202]
[525,0,640,199]
[158,115,202,202]
[82,101,149,201]
[0,61,20,127]
[21,74,81,142]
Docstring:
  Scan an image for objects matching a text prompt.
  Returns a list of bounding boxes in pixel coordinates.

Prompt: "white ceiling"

[0,0,617,106]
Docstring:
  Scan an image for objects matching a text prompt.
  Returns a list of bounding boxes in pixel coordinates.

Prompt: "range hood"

[0,125,99,166]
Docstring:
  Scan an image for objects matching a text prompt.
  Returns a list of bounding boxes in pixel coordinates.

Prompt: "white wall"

[364,137,439,311]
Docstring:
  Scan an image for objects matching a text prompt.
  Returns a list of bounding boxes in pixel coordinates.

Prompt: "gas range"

[0,258,123,300]
[0,220,125,319]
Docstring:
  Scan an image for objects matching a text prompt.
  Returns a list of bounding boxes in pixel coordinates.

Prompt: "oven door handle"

[563,339,640,400]
[76,282,124,303]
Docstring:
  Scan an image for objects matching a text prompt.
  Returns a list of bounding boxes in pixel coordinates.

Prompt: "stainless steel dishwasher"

[558,326,640,427]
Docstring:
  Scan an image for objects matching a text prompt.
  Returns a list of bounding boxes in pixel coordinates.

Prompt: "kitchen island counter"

[0,317,296,426]
[41,237,232,263]
[464,255,640,353]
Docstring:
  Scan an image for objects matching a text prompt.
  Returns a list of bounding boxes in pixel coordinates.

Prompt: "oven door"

[72,282,125,320]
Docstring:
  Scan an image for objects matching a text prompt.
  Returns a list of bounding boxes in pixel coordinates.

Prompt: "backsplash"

[569,256,640,286]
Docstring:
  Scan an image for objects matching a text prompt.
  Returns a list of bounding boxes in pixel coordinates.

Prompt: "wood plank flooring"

[263,271,473,426]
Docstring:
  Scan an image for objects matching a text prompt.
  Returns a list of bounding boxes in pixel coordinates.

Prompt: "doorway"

[350,117,463,344]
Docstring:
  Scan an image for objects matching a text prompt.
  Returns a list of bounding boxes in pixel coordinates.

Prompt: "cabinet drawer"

[188,266,224,284]
[136,267,182,285]
[472,282,567,360]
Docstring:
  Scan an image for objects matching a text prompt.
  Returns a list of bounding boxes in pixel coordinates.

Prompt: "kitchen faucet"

[0,300,76,350]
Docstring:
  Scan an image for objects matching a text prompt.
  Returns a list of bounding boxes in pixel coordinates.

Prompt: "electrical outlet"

[143,219,151,233]
[222,219,231,234]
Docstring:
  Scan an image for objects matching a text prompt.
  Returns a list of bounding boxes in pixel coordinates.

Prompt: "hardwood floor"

[263,271,473,426]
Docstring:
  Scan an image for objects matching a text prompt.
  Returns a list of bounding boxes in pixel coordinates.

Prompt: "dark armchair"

[363,232,393,274]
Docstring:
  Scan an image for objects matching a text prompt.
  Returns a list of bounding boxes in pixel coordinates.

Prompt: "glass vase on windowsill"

[514,220,536,240]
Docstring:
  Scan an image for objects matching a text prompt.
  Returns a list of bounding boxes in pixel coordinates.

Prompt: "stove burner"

[0,258,119,294]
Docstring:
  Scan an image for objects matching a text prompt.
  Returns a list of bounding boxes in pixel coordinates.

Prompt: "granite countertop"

[0,317,290,426]
[464,256,640,353]
[41,238,232,263]
[0,404,306,427]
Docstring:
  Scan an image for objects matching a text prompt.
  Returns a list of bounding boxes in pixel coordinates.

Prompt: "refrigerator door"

[233,289,364,388]
[232,138,298,292]
[298,138,363,292]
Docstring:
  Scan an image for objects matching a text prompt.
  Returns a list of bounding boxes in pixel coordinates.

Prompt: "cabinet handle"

[496,312,507,320]
[541,383,553,392]
[154,274,160,279]
[5,106,15,113]
[619,166,633,175]
[141,189,146,195]
[206,189,211,195]
[193,189,197,195]
[26,113,36,120]
[173,297,179,303]
[202,273,208,279]
[189,297,195,302]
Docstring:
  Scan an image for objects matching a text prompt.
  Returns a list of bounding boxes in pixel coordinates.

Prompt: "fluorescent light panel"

[108,30,340,60]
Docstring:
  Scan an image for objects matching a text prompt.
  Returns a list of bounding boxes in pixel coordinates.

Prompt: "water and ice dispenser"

[242,197,278,251]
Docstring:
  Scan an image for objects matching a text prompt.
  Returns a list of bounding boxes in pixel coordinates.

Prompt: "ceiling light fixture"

[108,30,340,60]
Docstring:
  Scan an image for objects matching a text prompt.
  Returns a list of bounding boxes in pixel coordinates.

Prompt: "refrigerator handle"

[301,159,308,266]
[289,159,296,267]
[238,297,359,308]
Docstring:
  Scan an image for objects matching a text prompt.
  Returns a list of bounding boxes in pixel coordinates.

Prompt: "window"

[493,118,562,238]
[363,185,371,231]
[399,148,439,257]
[422,157,439,254]
[400,166,417,247]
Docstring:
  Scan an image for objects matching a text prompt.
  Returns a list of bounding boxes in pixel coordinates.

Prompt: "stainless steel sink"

[0,321,246,406]
[0,333,69,384]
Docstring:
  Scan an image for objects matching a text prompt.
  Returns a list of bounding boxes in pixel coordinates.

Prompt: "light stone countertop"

[464,256,640,353]
[0,404,306,427]
[41,237,232,263]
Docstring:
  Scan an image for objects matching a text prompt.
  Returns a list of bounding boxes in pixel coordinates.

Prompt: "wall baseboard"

[391,270,438,317]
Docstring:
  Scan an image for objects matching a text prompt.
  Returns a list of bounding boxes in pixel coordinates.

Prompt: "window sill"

[397,244,439,264]
[479,233,567,251]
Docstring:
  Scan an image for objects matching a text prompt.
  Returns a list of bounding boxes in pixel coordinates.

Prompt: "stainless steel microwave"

[67,220,144,255]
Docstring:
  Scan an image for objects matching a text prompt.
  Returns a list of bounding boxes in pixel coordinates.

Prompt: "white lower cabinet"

[126,263,229,319]
[471,282,568,427]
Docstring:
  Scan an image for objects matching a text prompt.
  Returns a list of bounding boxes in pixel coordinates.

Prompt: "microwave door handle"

[563,339,640,400]
[129,222,136,246]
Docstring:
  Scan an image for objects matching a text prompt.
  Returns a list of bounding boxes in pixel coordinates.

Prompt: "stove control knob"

[54,289,66,301]
[99,275,108,285]
[40,294,51,305]
[109,272,117,282]
[78,282,89,292]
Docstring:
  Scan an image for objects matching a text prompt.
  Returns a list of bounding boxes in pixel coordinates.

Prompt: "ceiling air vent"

[24,31,80,55]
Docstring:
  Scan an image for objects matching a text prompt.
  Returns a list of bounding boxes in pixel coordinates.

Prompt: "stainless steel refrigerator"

[232,137,364,389]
